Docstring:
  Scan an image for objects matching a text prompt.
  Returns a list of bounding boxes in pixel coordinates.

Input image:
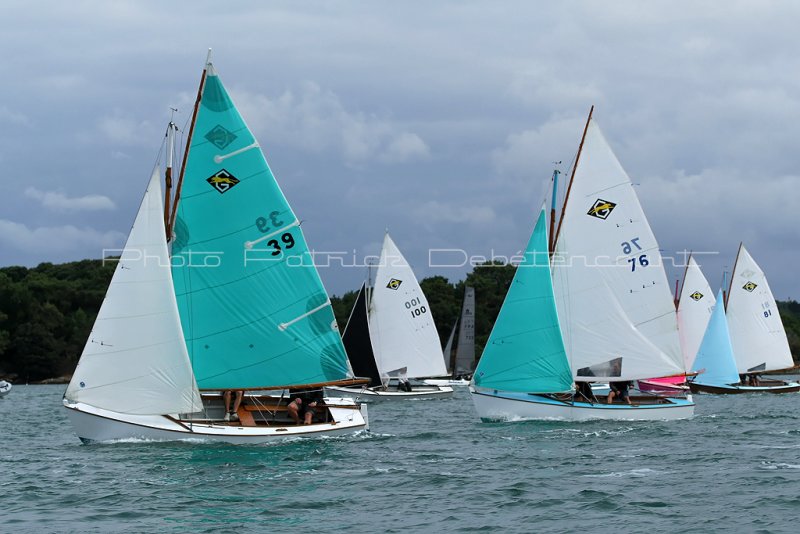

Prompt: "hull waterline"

[470,387,694,422]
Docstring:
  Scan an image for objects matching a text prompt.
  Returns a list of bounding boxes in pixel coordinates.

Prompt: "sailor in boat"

[607,381,632,405]
[286,398,318,425]
[575,381,596,403]
[223,390,244,422]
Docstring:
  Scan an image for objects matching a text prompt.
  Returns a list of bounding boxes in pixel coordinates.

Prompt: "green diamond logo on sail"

[587,198,616,219]
[205,124,237,149]
[386,278,402,290]
[743,281,757,292]
[690,291,704,301]
[206,169,240,194]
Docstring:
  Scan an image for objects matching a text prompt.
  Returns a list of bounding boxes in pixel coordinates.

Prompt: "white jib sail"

[726,244,794,373]
[368,233,448,379]
[65,170,202,415]
[552,119,684,381]
[676,256,715,370]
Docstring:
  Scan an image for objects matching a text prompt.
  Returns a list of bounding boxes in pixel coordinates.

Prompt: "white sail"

[676,256,715,370]
[368,233,448,379]
[726,244,794,373]
[65,170,202,415]
[552,119,684,381]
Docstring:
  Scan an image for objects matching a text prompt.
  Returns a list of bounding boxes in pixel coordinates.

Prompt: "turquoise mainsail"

[691,290,740,386]
[473,209,574,393]
[171,61,349,389]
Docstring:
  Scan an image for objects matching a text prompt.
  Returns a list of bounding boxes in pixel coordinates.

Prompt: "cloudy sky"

[1,1,799,299]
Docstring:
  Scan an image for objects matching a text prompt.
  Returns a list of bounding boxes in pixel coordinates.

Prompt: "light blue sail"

[691,290,740,386]
[171,63,349,389]
[473,209,574,393]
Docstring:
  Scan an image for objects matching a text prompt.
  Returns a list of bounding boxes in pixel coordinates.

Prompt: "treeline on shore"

[1,259,798,382]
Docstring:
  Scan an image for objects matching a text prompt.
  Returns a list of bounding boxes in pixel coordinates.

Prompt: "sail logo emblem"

[206,169,240,194]
[587,199,617,219]
[205,124,237,149]
[690,291,704,301]
[743,281,758,292]
[386,278,403,290]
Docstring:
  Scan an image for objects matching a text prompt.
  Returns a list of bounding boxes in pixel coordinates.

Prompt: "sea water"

[2,384,800,532]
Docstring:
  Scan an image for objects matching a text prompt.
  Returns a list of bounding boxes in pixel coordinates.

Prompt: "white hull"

[470,388,694,422]
[63,399,367,444]
[422,378,470,387]
[0,381,11,397]
[325,385,454,401]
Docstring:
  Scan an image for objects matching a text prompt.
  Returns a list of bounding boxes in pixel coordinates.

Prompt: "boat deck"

[178,394,350,428]
[554,393,680,406]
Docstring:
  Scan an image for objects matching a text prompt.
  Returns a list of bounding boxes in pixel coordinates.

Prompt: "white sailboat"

[0,380,11,398]
[425,286,474,386]
[638,255,713,394]
[327,234,454,400]
[470,108,694,421]
[689,244,799,393]
[63,54,368,443]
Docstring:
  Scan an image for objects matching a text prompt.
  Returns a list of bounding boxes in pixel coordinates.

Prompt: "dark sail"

[342,283,381,386]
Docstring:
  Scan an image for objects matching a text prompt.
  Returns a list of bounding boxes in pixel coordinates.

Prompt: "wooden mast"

[553,105,594,249]
[547,167,560,256]
[167,50,211,240]
[163,114,177,238]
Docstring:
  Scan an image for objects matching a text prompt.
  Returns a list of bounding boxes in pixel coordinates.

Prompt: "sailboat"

[688,244,799,393]
[62,53,368,443]
[326,234,454,400]
[470,108,695,421]
[638,255,713,395]
[425,286,475,386]
[0,380,11,398]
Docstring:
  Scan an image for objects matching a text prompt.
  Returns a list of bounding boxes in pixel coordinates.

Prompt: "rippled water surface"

[3,385,800,532]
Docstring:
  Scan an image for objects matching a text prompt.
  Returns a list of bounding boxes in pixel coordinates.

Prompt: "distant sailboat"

[327,234,454,400]
[425,286,475,386]
[689,244,799,394]
[638,255,713,395]
[63,53,368,443]
[470,108,694,421]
